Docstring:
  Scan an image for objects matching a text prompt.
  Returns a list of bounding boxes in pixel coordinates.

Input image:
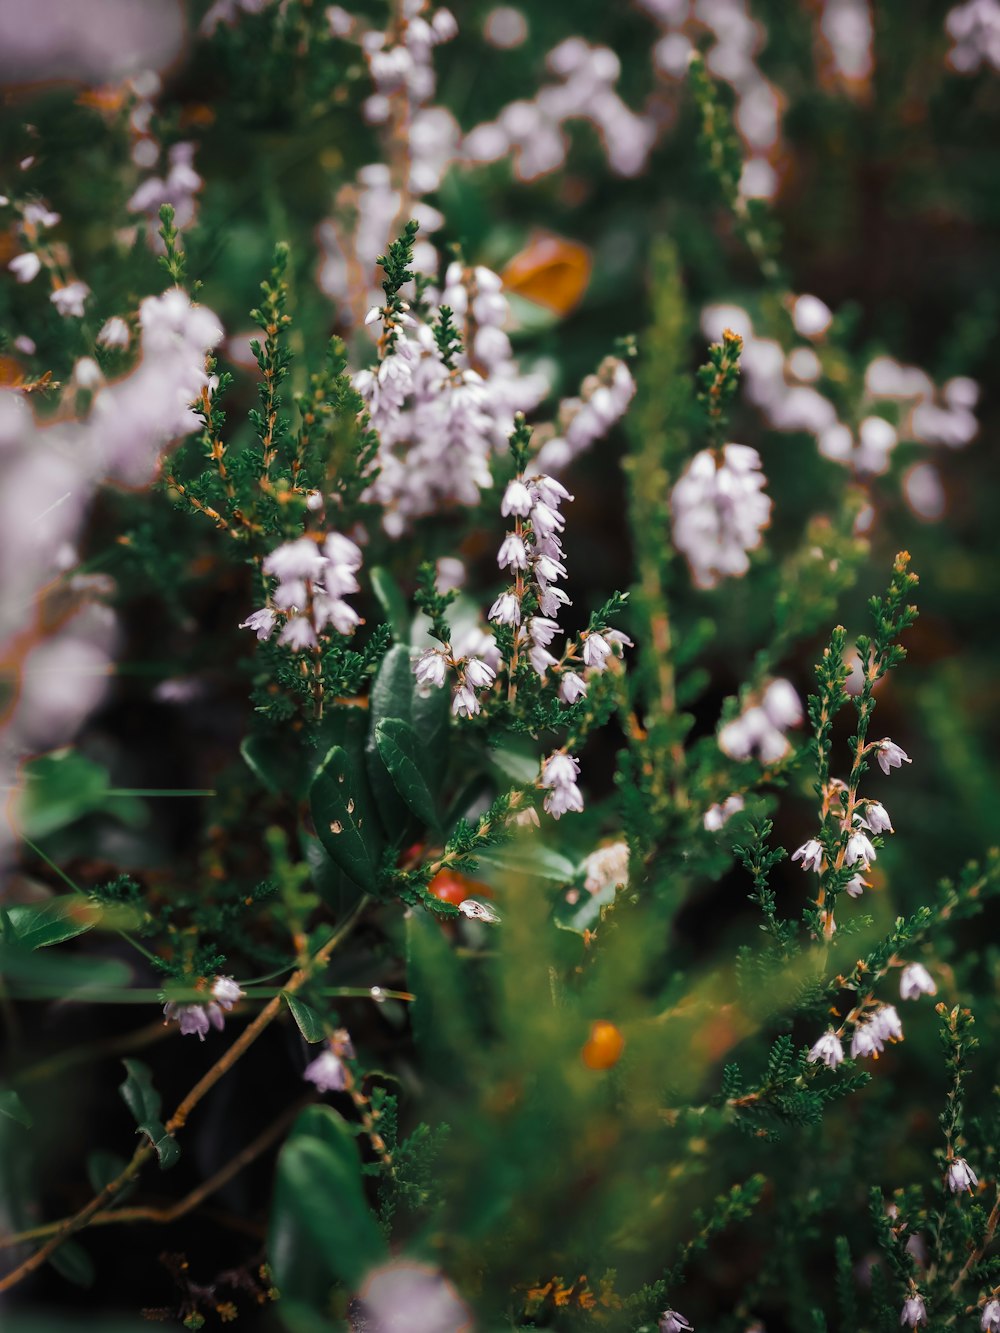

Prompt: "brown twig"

[0,899,367,1292]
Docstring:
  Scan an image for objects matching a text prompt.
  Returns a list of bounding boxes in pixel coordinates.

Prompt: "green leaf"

[18,750,110,838]
[370,565,410,643]
[86,1148,137,1202]
[269,1105,388,1303]
[0,1090,32,1128]
[366,645,416,837]
[48,1238,94,1288]
[4,897,101,950]
[118,1060,180,1170]
[368,643,413,727]
[241,733,309,800]
[283,992,327,1043]
[375,718,439,832]
[477,844,577,884]
[489,743,541,785]
[411,676,450,794]
[18,749,145,836]
[311,746,380,892]
[0,948,131,989]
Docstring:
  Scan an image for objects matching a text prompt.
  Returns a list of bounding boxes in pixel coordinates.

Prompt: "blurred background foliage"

[2,0,1000,1329]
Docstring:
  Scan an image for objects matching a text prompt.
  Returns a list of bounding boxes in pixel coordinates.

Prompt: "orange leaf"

[501,233,592,316]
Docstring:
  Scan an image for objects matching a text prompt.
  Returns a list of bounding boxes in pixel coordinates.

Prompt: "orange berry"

[428,868,492,906]
[582,1020,625,1070]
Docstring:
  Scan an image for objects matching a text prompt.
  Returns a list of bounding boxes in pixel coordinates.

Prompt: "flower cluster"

[319,1,458,317]
[671,443,773,590]
[643,0,785,199]
[463,36,654,180]
[535,355,637,476]
[357,263,548,534]
[539,750,584,820]
[163,976,244,1041]
[240,533,363,651]
[945,0,1000,72]
[701,304,980,514]
[718,678,802,763]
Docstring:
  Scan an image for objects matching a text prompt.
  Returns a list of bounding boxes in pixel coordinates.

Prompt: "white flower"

[530,500,565,538]
[582,632,612,671]
[303,1049,347,1093]
[844,874,867,898]
[163,1001,226,1041]
[264,537,326,582]
[74,357,103,390]
[845,829,876,867]
[861,801,893,834]
[279,616,318,651]
[792,293,833,338]
[900,1295,926,1328]
[558,671,588,704]
[946,1157,978,1193]
[541,752,580,788]
[583,842,629,895]
[761,678,803,729]
[872,1004,903,1043]
[899,963,937,1000]
[532,475,573,508]
[850,1022,884,1059]
[660,1311,693,1333]
[807,1030,844,1068]
[97,316,131,348]
[534,552,567,587]
[239,608,277,641]
[980,1298,1000,1332]
[458,898,501,923]
[671,444,772,588]
[497,532,529,570]
[703,793,745,832]
[211,976,244,1009]
[501,478,534,516]
[489,591,521,625]
[529,645,558,676]
[792,839,824,873]
[452,684,481,718]
[875,739,911,776]
[9,252,41,283]
[464,657,496,690]
[543,783,584,819]
[50,280,90,318]
[414,649,448,690]
[538,585,571,617]
[323,532,363,569]
[528,616,560,646]
[314,595,361,636]
[23,202,60,228]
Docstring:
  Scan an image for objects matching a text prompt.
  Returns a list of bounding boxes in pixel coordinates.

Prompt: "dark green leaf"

[375,718,439,831]
[48,1238,94,1288]
[0,1090,32,1128]
[311,746,380,892]
[118,1060,179,1170]
[86,1149,137,1202]
[4,897,101,950]
[369,566,410,643]
[269,1105,388,1303]
[283,992,327,1043]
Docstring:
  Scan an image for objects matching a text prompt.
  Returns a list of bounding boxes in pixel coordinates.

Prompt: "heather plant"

[1,3,1000,1333]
